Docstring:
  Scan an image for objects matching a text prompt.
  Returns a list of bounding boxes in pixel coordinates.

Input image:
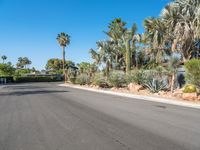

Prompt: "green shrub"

[76,74,90,85]
[108,71,126,87]
[15,69,31,76]
[126,69,145,85]
[183,84,197,93]
[69,77,76,84]
[14,76,60,83]
[92,73,109,88]
[184,59,200,88]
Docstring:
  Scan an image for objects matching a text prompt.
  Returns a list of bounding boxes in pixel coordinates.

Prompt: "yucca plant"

[144,77,167,93]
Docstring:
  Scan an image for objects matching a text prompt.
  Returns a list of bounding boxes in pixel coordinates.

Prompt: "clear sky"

[0,0,170,70]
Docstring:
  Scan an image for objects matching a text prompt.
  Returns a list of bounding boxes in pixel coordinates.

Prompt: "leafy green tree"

[46,58,75,75]
[0,63,15,76]
[46,58,62,73]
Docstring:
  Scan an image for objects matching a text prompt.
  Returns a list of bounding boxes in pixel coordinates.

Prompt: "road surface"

[0,83,200,150]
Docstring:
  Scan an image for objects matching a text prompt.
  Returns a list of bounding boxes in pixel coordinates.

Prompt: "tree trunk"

[106,61,110,79]
[171,71,175,93]
[125,40,131,73]
[110,57,113,70]
[62,46,67,83]
[115,55,119,70]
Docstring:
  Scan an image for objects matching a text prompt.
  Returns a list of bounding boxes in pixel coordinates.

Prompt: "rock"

[128,83,143,92]
[197,95,200,101]
[182,93,198,101]
[154,93,159,96]
[111,87,117,91]
[173,89,183,98]
[158,91,166,96]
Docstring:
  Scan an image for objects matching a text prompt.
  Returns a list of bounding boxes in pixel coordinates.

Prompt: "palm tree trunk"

[115,55,119,70]
[106,61,110,79]
[62,46,67,83]
[171,72,175,93]
[126,40,131,73]
[110,57,113,70]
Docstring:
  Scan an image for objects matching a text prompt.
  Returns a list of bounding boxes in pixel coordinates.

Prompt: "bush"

[69,77,76,84]
[184,59,200,88]
[126,69,145,85]
[76,74,90,85]
[15,69,32,76]
[92,73,109,88]
[183,84,197,93]
[14,76,60,83]
[108,71,126,87]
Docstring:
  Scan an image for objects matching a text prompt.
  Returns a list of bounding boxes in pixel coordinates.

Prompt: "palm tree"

[89,48,101,66]
[160,0,200,62]
[1,55,7,63]
[105,18,126,69]
[97,40,115,78]
[143,18,167,65]
[16,57,31,69]
[56,32,70,82]
[16,57,24,69]
[23,57,32,69]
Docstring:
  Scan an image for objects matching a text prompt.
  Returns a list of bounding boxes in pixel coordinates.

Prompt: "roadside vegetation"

[59,0,200,101]
[1,0,200,101]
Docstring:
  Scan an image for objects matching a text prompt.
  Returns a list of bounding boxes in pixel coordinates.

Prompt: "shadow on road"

[5,86,45,90]
[0,90,69,96]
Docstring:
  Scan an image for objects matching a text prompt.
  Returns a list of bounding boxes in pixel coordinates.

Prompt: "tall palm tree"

[56,32,70,82]
[105,18,126,69]
[1,55,7,64]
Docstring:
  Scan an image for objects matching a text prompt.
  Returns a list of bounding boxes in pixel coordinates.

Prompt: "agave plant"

[144,77,167,93]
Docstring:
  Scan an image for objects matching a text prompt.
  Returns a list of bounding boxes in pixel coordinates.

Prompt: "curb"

[0,85,6,89]
[59,84,200,109]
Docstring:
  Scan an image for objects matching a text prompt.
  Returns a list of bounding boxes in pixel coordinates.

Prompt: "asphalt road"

[0,83,200,150]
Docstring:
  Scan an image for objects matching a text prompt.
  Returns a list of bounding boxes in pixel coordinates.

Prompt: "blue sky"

[0,0,170,70]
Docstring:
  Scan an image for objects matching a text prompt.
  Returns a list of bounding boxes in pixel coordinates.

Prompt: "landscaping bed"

[63,82,200,104]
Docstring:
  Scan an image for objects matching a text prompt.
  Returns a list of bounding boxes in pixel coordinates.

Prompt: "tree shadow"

[0,90,69,96]
[5,86,45,90]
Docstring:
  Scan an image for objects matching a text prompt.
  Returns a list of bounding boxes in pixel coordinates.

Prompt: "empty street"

[0,83,200,150]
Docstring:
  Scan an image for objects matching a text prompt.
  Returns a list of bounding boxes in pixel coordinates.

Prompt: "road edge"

[58,84,200,109]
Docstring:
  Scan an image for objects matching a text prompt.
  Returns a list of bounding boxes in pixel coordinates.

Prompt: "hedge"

[14,76,62,83]
[0,76,14,83]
